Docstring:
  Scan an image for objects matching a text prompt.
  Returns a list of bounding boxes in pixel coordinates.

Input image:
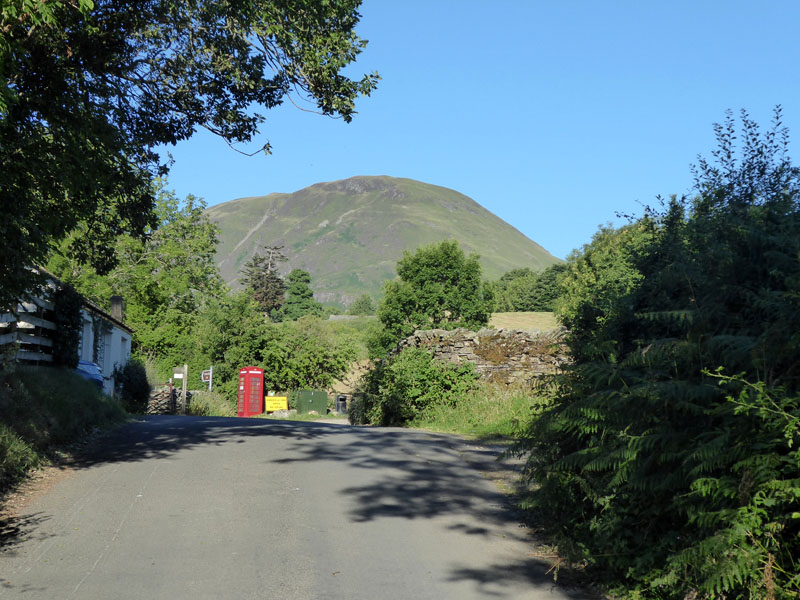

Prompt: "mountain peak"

[310,175,405,199]
[207,177,560,306]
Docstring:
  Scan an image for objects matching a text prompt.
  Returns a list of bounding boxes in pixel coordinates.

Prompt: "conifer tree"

[279,269,323,321]
[241,246,287,316]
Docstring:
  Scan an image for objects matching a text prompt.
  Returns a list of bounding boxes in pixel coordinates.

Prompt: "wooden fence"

[0,297,57,363]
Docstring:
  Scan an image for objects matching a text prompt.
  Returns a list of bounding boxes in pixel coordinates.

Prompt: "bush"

[348,392,368,425]
[113,359,151,413]
[362,320,397,359]
[353,348,478,426]
[0,422,40,489]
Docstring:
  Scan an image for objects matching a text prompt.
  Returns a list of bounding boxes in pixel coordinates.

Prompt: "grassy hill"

[207,176,561,307]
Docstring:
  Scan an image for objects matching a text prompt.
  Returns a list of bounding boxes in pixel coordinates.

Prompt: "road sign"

[265,397,288,412]
[202,366,213,391]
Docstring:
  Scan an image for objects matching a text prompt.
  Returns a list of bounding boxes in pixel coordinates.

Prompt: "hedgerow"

[514,109,800,598]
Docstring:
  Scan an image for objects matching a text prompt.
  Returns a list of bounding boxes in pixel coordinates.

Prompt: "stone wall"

[146,385,194,414]
[395,327,569,386]
[147,385,176,415]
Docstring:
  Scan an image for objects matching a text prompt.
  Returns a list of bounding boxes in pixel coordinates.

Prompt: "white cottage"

[0,271,132,396]
[77,296,133,396]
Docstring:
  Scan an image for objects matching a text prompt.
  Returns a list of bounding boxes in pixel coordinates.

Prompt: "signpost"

[173,364,188,414]
[201,366,213,391]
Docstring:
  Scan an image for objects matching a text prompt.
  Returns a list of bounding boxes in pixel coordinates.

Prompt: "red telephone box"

[237,367,264,417]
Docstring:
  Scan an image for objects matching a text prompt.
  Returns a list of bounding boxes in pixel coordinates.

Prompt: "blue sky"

[161,1,800,261]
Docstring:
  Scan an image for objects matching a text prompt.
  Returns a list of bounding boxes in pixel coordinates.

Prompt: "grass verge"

[0,365,127,493]
[409,383,541,440]
[187,390,237,417]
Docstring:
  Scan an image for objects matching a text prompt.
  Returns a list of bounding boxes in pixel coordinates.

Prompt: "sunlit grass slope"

[489,311,560,332]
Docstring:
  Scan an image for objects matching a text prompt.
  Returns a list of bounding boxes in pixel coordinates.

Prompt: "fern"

[515,109,800,599]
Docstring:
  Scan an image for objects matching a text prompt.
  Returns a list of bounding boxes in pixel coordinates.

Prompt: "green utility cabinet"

[296,390,328,415]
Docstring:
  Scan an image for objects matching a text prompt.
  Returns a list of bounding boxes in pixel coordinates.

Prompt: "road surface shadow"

[447,557,600,599]
[68,415,337,468]
[0,512,52,555]
[7,415,599,598]
[269,423,601,598]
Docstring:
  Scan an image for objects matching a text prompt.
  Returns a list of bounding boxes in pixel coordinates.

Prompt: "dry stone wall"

[395,327,569,386]
[147,385,176,414]
[146,386,194,415]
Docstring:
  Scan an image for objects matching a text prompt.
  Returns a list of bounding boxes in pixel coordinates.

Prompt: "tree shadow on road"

[67,415,336,467]
[4,416,599,598]
[270,423,600,598]
[0,512,53,555]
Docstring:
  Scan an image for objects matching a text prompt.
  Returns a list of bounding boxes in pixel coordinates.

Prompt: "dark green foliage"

[50,284,82,368]
[113,359,151,414]
[353,348,479,426]
[516,109,800,598]
[48,188,226,379]
[0,0,378,312]
[364,320,397,360]
[531,264,567,311]
[279,269,324,321]
[348,294,375,316]
[241,246,288,316]
[493,264,567,312]
[48,194,356,398]
[377,240,493,346]
[195,294,355,401]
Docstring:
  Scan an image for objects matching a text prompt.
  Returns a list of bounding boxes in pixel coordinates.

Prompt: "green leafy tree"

[241,246,287,316]
[195,295,354,401]
[1,0,379,311]
[279,269,324,321]
[378,240,493,343]
[530,263,567,311]
[493,264,567,312]
[499,273,540,311]
[261,318,355,391]
[192,291,266,395]
[516,108,800,598]
[555,220,656,361]
[348,294,375,316]
[47,186,226,376]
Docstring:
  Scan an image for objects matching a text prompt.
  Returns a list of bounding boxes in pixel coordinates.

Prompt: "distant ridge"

[206,176,562,306]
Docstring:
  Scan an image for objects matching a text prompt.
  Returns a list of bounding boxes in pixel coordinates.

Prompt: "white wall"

[78,307,132,395]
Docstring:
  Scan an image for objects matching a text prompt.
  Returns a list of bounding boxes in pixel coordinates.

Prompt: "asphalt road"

[1,416,591,599]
